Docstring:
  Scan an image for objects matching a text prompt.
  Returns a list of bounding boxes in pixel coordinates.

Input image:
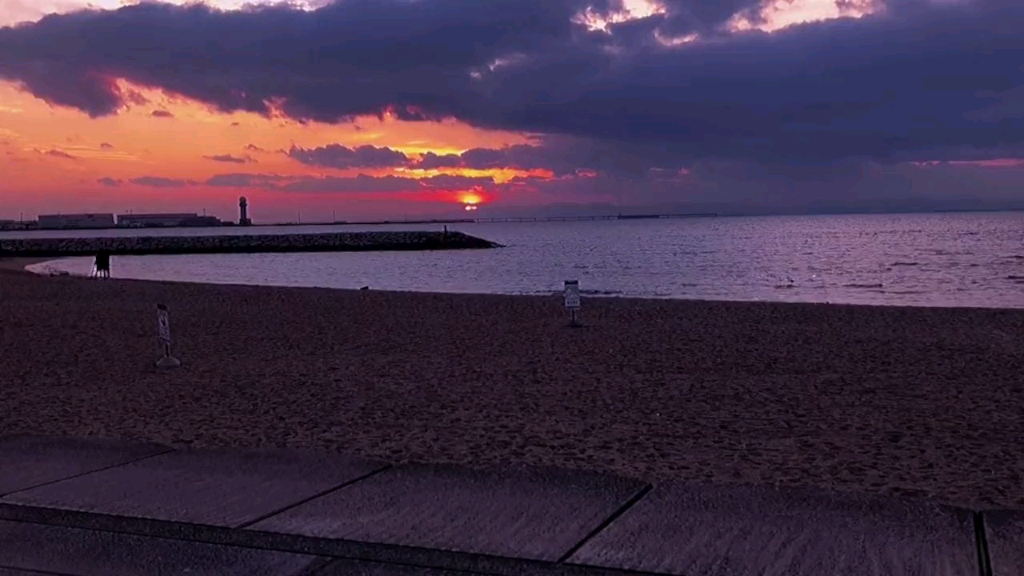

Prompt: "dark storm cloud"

[1,0,1023,165]
[654,0,767,36]
[288,144,409,169]
[130,176,195,187]
[0,0,598,118]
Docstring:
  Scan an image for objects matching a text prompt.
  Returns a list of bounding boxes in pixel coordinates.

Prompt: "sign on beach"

[564,280,582,327]
[564,280,580,309]
[155,304,180,368]
[157,304,171,344]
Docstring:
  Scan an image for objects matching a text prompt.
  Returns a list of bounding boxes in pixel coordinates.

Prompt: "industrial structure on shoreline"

[31,212,222,230]
[1,197,255,231]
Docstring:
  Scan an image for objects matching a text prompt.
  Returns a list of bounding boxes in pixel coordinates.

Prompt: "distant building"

[239,197,252,226]
[38,213,116,230]
[117,213,220,228]
[0,220,18,230]
[180,215,222,227]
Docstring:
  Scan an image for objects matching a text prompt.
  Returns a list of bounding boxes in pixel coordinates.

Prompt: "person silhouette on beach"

[93,251,110,279]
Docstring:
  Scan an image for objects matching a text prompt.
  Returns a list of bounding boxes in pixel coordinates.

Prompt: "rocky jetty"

[0,231,501,258]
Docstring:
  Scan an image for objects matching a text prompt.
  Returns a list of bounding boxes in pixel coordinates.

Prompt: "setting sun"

[460,192,483,206]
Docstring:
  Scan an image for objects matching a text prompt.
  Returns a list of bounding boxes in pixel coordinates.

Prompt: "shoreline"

[5,256,1023,313]
[0,257,57,273]
[1,269,1023,511]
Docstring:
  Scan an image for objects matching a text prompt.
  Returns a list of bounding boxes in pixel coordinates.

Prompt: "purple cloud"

[44,149,76,160]
[287,144,409,169]
[413,143,581,176]
[2,0,1017,168]
[281,173,496,193]
[97,177,123,186]
[130,176,195,187]
[204,171,495,193]
[205,173,291,187]
[1,0,1024,212]
[415,152,463,170]
[204,153,254,164]
[150,110,174,118]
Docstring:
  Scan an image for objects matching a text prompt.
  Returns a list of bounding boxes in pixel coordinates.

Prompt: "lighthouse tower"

[239,197,252,226]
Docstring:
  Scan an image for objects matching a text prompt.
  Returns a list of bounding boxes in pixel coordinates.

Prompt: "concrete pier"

[0,231,500,258]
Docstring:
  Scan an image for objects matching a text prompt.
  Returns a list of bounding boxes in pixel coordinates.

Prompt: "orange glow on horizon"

[402,166,553,184]
[0,79,542,219]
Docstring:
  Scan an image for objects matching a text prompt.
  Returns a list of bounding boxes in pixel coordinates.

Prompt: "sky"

[1,0,1024,223]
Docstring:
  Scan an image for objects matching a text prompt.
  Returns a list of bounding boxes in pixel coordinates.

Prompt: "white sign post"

[156,304,181,368]
[564,280,581,327]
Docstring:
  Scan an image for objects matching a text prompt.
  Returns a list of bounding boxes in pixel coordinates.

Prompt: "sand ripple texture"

[1,269,1022,510]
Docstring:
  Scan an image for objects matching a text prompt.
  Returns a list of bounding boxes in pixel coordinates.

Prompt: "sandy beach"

[1,263,1022,510]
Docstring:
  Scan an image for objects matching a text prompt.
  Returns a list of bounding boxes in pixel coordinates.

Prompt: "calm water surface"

[14,213,1024,308]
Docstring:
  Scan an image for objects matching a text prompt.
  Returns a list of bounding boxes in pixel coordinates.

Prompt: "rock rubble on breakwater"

[0,231,501,258]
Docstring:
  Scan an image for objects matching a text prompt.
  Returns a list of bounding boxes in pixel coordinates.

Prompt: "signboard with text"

[564,280,580,309]
[157,304,171,344]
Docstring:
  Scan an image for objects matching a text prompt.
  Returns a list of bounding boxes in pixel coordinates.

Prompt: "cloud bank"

[3,0,1024,211]
[1,0,1022,165]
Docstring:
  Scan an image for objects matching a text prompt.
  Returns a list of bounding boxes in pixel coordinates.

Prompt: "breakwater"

[0,231,500,258]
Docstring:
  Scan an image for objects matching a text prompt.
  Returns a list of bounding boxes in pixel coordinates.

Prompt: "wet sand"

[0,258,52,273]
[1,264,1022,510]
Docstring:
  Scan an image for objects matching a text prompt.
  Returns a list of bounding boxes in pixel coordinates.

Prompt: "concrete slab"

[2,448,385,528]
[984,510,1024,576]
[250,464,648,561]
[568,482,978,576]
[0,435,169,497]
[0,520,323,576]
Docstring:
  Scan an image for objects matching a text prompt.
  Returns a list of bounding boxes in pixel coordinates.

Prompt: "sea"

[8,212,1024,308]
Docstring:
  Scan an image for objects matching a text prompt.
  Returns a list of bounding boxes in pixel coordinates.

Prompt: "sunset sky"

[2,0,1024,223]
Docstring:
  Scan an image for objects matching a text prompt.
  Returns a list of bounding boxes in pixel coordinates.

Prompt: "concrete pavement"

[0,435,1015,575]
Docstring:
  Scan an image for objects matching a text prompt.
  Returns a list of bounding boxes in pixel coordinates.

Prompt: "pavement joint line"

[0,447,175,499]
[308,557,490,576]
[974,512,993,576]
[0,504,666,576]
[556,483,653,564]
[233,463,393,529]
[0,564,76,576]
